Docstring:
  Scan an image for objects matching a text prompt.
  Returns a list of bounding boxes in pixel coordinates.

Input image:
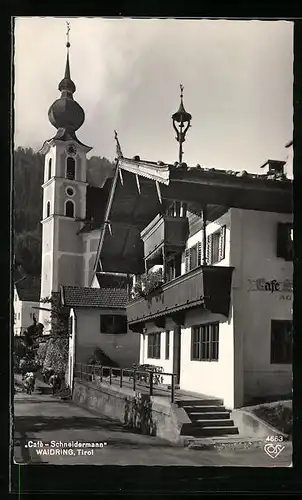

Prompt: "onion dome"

[172,84,192,124]
[48,27,85,133]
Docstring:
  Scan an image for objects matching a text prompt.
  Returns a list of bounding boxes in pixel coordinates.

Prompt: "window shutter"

[206,234,212,265]
[189,245,194,269]
[218,225,226,262]
[277,223,288,259]
[185,248,190,272]
[197,241,202,266]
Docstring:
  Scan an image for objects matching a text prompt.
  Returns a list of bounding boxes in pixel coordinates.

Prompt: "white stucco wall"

[182,210,231,272]
[67,309,77,390]
[138,205,293,408]
[74,308,140,368]
[231,209,293,403]
[13,291,40,336]
[180,308,235,409]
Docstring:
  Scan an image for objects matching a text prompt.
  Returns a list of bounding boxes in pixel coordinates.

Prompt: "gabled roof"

[15,276,41,302]
[93,156,293,277]
[61,285,128,309]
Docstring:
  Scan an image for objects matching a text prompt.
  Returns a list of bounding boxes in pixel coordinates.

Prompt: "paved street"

[14,386,292,467]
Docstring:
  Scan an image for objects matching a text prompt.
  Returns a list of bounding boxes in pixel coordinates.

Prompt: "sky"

[14,17,293,173]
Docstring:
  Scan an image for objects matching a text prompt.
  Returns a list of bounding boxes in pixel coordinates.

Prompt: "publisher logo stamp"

[264,441,285,459]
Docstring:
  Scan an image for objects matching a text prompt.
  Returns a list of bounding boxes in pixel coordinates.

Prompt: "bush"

[35,341,48,369]
[43,337,68,376]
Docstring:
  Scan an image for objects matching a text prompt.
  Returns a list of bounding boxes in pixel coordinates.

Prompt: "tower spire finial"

[180,83,184,100]
[66,21,71,49]
[172,84,192,164]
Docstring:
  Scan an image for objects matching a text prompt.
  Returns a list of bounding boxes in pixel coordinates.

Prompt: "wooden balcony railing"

[141,214,189,260]
[127,265,234,327]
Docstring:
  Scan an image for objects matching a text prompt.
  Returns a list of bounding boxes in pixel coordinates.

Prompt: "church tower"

[39,25,92,330]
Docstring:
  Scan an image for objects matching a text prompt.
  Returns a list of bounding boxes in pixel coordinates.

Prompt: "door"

[172,326,181,386]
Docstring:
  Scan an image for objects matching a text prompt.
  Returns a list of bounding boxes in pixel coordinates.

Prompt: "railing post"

[120,368,123,388]
[80,363,82,380]
[109,367,112,385]
[133,369,136,392]
[93,365,96,382]
[150,371,153,397]
[100,366,103,382]
[171,374,175,403]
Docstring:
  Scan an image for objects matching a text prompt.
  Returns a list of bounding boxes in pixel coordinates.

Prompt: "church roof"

[61,285,128,309]
[15,276,41,302]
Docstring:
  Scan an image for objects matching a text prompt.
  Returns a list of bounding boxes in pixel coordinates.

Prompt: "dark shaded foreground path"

[13,386,292,466]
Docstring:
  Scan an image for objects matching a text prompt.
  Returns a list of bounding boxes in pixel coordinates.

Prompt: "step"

[182,426,239,438]
[183,405,226,413]
[181,420,234,434]
[193,419,235,428]
[189,411,230,421]
[178,399,224,406]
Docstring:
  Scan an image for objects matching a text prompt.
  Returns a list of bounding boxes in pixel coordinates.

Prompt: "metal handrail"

[74,363,177,403]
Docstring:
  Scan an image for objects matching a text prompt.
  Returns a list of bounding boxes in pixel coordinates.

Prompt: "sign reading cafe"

[248,278,293,300]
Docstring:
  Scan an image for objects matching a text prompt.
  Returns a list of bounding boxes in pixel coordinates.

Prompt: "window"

[65,200,74,218]
[30,313,32,319]
[48,158,52,180]
[277,223,293,261]
[14,313,16,322]
[46,201,50,218]
[206,225,226,265]
[165,331,170,360]
[271,320,292,364]
[66,157,75,180]
[185,242,202,272]
[18,312,20,320]
[191,323,219,361]
[66,187,75,197]
[147,332,161,359]
[100,315,127,334]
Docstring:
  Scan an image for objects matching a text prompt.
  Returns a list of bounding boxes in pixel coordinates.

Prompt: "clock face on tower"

[66,144,77,156]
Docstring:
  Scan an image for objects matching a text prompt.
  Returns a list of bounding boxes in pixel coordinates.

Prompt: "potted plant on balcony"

[132,269,164,299]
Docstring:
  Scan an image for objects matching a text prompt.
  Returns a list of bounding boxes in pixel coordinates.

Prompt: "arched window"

[46,201,50,218]
[66,157,75,180]
[65,200,74,218]
[48,159,52,180]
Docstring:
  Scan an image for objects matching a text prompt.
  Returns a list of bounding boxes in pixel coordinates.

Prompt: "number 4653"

[266,435,283,442]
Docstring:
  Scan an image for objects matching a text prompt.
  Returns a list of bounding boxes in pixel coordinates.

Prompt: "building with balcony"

[91,149,293,409]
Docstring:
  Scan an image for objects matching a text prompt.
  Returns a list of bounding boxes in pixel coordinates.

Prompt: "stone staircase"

[177,398,239,438]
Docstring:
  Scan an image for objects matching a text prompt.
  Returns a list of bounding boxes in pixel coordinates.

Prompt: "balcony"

[141,214,189,262]
[127,266,234,331]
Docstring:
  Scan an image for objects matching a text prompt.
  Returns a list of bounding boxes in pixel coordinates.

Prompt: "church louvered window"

[65,200,74,218]
[48,159,52,180]
[46,201,50,218]
[66,157,75,180]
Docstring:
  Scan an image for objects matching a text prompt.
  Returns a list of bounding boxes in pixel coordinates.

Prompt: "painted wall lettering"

[248,278,293,293]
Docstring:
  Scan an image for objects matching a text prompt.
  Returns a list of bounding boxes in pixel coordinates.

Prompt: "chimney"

[260,159,286,175]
